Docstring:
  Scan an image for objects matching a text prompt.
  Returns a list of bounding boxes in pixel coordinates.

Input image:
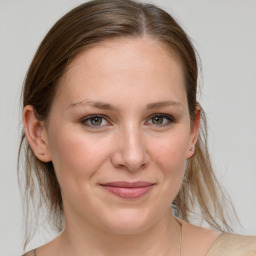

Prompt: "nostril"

[111,129,149,171]
[111,148,149,172]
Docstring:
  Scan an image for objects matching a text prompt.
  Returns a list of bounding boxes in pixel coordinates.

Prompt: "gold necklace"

[178,220,183,256]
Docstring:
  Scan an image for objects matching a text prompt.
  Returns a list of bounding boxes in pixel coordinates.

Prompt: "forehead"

[55,37,186,105]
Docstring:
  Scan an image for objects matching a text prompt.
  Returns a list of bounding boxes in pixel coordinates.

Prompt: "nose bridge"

[118,122,148,171]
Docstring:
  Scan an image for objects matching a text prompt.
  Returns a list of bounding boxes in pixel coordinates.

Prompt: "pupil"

[91,117,102,125]
[153,116,163,124]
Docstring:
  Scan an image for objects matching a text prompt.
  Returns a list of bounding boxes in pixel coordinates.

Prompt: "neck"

[58,209,181,256]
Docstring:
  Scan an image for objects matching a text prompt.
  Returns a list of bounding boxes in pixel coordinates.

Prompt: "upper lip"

[100,181,155,188]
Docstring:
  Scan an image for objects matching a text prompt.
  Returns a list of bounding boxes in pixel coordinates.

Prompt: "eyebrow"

[67,100,183,111]
[68,100,119,111]
[146,100,183,110]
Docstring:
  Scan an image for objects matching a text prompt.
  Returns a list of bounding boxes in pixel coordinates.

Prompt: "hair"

[18,0,236,249]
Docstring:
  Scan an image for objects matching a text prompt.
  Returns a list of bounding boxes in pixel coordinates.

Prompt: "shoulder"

[22,249,36,256]
[180,219,221,255]
[207,233,256,256]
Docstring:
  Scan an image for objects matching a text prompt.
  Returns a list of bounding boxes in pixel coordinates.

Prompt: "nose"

[111,125,149,172]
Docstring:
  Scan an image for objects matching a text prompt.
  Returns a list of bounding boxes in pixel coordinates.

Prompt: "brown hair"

[18,0,235,249]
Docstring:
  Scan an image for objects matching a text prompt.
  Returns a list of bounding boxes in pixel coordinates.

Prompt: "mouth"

[100,181,155,199]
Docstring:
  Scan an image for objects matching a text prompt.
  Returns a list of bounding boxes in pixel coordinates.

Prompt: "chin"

[101,208,157,235]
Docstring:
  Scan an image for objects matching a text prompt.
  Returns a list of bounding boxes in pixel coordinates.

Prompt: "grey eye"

[152,116,164,124]
[90,116,103,126]
[146,114,175,127]
[81,115,108,127]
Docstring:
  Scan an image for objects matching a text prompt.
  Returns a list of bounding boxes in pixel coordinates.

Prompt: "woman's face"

[43,37,198,234]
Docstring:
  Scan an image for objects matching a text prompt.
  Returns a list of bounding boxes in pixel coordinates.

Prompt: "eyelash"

[146,113,176,127]
[80,114,109,129]
[80,113,176,128]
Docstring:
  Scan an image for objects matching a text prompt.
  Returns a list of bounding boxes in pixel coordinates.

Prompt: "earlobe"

[187,106,201,159]
[23,105,51,162]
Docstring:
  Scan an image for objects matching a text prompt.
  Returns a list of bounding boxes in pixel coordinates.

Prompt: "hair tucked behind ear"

[18,0,237,250]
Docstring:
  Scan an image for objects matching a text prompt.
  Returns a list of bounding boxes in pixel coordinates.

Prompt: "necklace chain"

[33,221,184,256]
[178,221,183,256]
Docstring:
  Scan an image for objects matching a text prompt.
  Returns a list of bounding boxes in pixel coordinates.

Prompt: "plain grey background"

[0,0,255,255]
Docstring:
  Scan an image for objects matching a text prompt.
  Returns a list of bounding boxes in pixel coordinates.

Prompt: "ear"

[23,105,51,162]
[187,105,201,159]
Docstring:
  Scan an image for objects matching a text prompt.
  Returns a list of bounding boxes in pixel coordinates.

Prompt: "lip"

[100,181,155,199]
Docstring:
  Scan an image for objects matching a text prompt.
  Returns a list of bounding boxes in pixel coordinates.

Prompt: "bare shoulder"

[26,234,62,256]
[181,220,256,255]
[207,233,256,256]
[179,219,221,256]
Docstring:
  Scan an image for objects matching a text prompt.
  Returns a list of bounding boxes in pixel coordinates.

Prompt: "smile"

[100,181,155,199]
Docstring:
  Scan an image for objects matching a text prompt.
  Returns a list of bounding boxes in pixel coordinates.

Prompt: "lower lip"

[101,185,154,199]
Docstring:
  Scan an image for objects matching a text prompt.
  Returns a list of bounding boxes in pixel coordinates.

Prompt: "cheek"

[152,130,189,171]
[47,128,111,189]
[149,129,190,196]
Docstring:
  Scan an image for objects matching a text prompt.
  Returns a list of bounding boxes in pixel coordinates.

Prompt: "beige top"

[22,233,256,256]
[206,233,256,256]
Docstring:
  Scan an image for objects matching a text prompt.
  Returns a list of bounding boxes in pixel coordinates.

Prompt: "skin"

[24,37,219,256]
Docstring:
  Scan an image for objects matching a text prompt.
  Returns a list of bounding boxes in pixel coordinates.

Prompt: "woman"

[19,0,256,255]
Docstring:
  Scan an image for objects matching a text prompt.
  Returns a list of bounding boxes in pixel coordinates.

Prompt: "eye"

[81,115,109,128]
[146,114,175,127]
